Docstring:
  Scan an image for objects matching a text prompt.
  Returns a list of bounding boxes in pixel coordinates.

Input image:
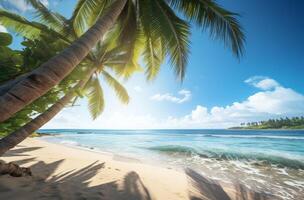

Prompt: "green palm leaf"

[98,23,124,56]
[139,0,190,81]
[138,1,164,80]
[167,0,245,57]
[102,70,129,104]
[110,1,144,79]
[0,9,43,39]
[70,0,110,37]
[143,34,164,80]
[0,9,71,43]
[85,76,104,119]
[25,0,67,35]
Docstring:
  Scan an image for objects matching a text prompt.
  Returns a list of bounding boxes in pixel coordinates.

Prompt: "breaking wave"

[148,145,304,169]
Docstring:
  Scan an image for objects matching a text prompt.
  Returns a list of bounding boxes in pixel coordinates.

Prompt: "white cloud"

[245,76,280,90]
[150,89,191,104]
[0,25,7,33]
[165,77,304,128]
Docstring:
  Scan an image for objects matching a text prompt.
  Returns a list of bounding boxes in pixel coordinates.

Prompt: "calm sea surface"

[39,129,304,199]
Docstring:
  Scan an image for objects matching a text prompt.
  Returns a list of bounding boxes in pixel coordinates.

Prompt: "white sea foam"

[59,140,79,146]
[284,180,304,188]
[276,168,289,176]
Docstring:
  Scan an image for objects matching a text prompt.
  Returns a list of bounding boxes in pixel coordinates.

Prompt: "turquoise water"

[40,129,304,199]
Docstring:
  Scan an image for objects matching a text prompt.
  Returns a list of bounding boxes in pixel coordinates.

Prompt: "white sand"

[0,138,274,200]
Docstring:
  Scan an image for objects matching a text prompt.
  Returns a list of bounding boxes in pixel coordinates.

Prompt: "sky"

[1,0,304,129]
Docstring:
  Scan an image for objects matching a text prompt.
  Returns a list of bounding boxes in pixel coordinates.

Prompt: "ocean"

[39,129,304,199]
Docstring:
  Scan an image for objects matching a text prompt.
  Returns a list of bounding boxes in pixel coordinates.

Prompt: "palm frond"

[143,33,164,80]
[167,0,245,58]
[90,25,123,66]
[70,0,110,37]
[0,9,71,43]
[139,0,190,81]
[25,0,68,34]
[137,1,165,81]
[0,9,42,39]
[94,23,123,60]
[85,77,104,119]
[103,48,135,70]
[110,1,144,79]
[102,70,129,104]
[100,44,127,65]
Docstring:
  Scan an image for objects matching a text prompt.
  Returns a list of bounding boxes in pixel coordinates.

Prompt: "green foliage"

[0,32,12,46]
[0,8,72,44]
[1,0,245,82]
[0,46,23,82]
[234,116,304,129]
[0,3,136,124]
[0,33,76,136]
[48,0,244,81]
[140,0,190,80]
[167,0,245,58]
[70,0,110,37]
[25,0,67,34]
[85,77,105,120]
[0,8,43,39]
[108,1,144,80]
[102,70,129,104]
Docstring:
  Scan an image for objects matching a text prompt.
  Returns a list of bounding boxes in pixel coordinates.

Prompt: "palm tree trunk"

[0,72,30,96]
[0,68,96,156]
[0,0,127,123]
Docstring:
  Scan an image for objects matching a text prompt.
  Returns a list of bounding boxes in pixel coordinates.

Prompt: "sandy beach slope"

[0,138,275,200]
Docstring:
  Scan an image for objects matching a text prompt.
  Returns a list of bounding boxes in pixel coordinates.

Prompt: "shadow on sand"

[0,146,152,200]
[1,146,280,200]
[3,147,43,157]
[186,168,279,200]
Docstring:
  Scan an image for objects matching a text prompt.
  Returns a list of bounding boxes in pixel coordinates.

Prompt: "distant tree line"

[235,116,304,129]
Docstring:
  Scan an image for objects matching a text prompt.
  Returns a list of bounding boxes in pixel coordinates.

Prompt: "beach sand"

[0,138,275,200]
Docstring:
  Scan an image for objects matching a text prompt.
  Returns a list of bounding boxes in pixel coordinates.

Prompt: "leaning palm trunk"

[0,0,127,123]
[0,68,96,156]
[0,72,30,96]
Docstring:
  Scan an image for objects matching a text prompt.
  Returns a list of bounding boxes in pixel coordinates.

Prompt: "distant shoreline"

[228,127,304,130]
[229,116,304,130]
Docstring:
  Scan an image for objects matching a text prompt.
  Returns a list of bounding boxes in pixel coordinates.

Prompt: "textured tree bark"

[0,0,127,123]
[0,68,96,157]
[0,73,30,96]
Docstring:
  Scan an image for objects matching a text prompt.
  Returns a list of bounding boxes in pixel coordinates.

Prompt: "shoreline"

[0,138,278,200]
[228,128,304,131]
[42,136,144,164]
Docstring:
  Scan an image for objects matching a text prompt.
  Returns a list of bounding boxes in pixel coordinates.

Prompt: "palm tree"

[0,39,132,156]
[0,2,135,155]
[0,40,131,156]
[0,0,245,123]
[0,66,128,156]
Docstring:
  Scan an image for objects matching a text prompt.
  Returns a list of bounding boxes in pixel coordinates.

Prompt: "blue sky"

[1,0,304,129]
